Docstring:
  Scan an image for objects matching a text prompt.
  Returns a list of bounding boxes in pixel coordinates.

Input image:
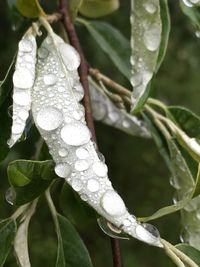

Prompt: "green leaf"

[130,0,162,112]
[180,1,200,29]
[0,218,17,267]
[69,0,83,22]
[156,0,170,71]
[176,243,200,265]
[16,0,45,18]
[7,160,56,205]
[79,19,131,79]
[168,106,200,139]
[79,0,119,18]
[56,214,94,267]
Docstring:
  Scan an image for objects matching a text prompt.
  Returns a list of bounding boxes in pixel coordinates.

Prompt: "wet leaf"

[130,0,162,112]
[16,0,45,18]
[0,218,17,267]
[79,0,119,18]
[79,19,131,79]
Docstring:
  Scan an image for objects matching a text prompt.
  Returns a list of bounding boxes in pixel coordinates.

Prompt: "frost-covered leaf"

[176,243,200,265]
[7,160,56,205]
[89,78,150,138]
[14,201,37,267]
[8,31,37,147]
[79,19,131,79]
[16,0,45,17]
[0,218,17,267]
[79,0,119,18]
[156,0,170,71]
[130,0,162,113]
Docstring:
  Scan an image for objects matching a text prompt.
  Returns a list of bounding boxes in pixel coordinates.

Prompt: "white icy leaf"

[31,32,161,247]
[8,32,36,147]
[89,79,150,138]
[130,0,161,111]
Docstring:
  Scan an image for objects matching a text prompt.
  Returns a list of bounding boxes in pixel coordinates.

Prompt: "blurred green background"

[0,0,200,266]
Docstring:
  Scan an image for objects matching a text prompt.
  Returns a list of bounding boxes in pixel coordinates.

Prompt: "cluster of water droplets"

[89,79,150,138]
[182,0,200,7]
[8,32,36,147]
[29,32,162,247]
[130,0,161,108]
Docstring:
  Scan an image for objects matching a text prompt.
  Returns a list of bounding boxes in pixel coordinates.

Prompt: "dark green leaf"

[16,0,45,18]
[7,160,56,205]
[80,19,131,79]
[156,0,170,71]
[176,243,200,265]
[79,0,119,18]
[56,214,94,267]
[168,106,200,138]
[0,218,17,267]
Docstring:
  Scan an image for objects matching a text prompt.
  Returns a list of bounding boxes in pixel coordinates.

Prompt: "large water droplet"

[76,147,89,159]
[58,148,68,157]
[43,74,58,86]
[143,25,161,51]
[18,38,33,52]
[92,101,107,121]
[71,178,83,191]
[13,91,31,106]
[18,110,29,121]
[59,43,80,71]
[5,187,16,205]
[135,223,160,245]
[74,84,84,102]
[13,69,34,89]
[55,163,71,178]
[12,123,24,134]
[92,162,108,177]
[36,106,63,131]
[101,190,126,217]
[74,160,89,171]
[143,223,160,238]
[60,122,91,146]
[87,178,100,192]
[143,1,157,13]
[38,47,49,59]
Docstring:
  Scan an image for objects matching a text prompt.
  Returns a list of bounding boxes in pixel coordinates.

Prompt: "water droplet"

[143,1,157,13]
[143,25,161,51]
[38,47,49,59]
[36,106,63,131]
[13,91,31,106]
[87,178,100,192]
[58,148,68,157]
[60,122,91,146]
[18,38,33,52]
[97,217,130,240]
[92,162,108,177]
[55,163,71,178]
[92,101,107,121]
[74,84,84,102]
[71,178,83,191]
[97,152,105,162]
[59,43,80,71]
[13,69,34,89]
[80,193,88,201]
[58,86,65,93]
[74,160,89,171]
[108,112,119,123]
[123,218,132,227]
[143,223,160,238]
[122,120,131,128]
[18,110,29,121]
[130,73,142,87]
[135,223,160,244]
[196,211,200,220]
[5,187,16,205]
[73,110,83,120]
[195,31,200,38]
[43,74,57,86]
[76,147,89,159]
[12,123,24,134]
[101,190,126,217]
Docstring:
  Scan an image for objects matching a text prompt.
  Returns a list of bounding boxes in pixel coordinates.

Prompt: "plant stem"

[58,1,123,267]
[59,0,96,141]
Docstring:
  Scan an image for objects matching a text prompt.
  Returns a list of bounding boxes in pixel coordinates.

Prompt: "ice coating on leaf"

[31,33,162,247]
[8,32,37,147]
[130,0,161,112]
[89,79,150,138]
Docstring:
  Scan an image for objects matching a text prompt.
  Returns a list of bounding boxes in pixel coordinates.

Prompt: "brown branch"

[58,1,123,267]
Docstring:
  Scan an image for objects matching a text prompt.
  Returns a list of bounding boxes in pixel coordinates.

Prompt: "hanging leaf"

[168,106,200,138]
[0,218,17,267]
[156,0,170,71]
[79,19,131,79]
[176,243,200,265]
[79,0,119,18]
[180,1,200,30]
[130,0,162,113]
[7,160,56,205]
[16,0,45,17]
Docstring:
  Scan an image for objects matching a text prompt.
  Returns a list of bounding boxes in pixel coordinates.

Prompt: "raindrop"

[143,1,157,13]
[74,84,84,101]
[13,91,31,106]
[143,25,161,51]
[43,74,58,86]
[122,120,131,128]
[92,162,108,177]
[13,69,34,89]
[101,190,127,217]
[55,163,71,178]
[18,110,29,121]
[12,123,24,134]
[76,147,89,159]
[135,223,160,244]
[38,47,49,59]
[195,31,200,38]
[60,122,91,146]
[5,187,16,205]
[18,38,33,52]
[36,106,63,131]
[58,148,68,157]
[143,223,160,238]
[92,101,107,121]
[59,43,80,71]
[74,160,89,171]
[71,178,83,191]
[87,178,100,192]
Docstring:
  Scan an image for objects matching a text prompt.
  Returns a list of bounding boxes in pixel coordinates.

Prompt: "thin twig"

[58,1,123,267]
